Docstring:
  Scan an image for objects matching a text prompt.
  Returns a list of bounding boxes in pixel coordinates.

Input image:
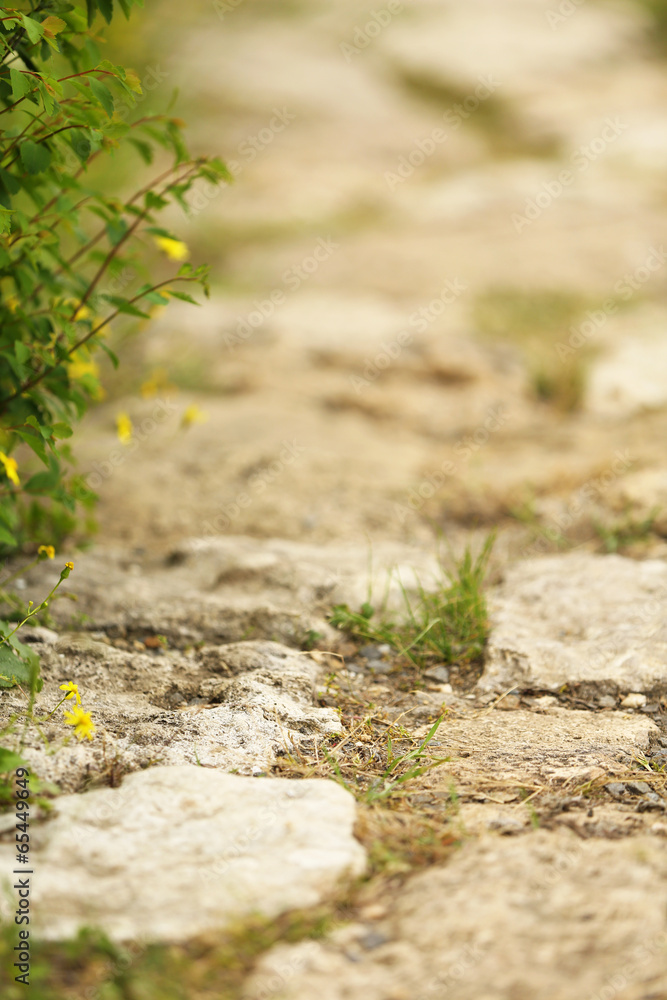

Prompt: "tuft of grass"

[329,534,494,670]
[473,288,595,411]
[0,909,343,1000]
[325,717,450,806]
[591,507,661,553]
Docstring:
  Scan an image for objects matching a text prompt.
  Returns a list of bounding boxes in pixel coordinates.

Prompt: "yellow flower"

[116,412,132,444]
[68,352,104,400]
[65,561,73,571]
[59,298,91,322]
[181,404,209,429]
[0,452,19,486]
[38,545,55,559]
[63,704,96,741]
[68,352,99,380]
[59,682,81,705]
[5,295,19,313]
[154,236,189,261]
[140,368,175,399]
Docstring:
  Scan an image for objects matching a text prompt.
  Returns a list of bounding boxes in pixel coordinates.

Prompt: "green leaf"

[69,130,91,163]
[20,14,45,45]
[15,429,49,467]
[168,290,200,306]
[20,141,52,176]
[0,525,18,549]
[14,343,31,365]
[128,138,153,164]
[96,0,114,24]
[89,77,114,117]
[104,297,149,318]
[51,423,73,439]
[0,748,28,772]
[97,341,119,368]
[145,191,168,210]
[24,465,60,494]
[0,644,34,689]
[0,169,20,197]
[9,69,31,102]
[105,217,127,245]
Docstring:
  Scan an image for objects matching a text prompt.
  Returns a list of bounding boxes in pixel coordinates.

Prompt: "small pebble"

[377,644,392,655]
[346,661,365,674]
[532,695,559,709]
[625,781,651,795]
[604,782,626,798]
[423,665,450,683]
[369,662,392,675]
[359,931,389,951]
[496,694,521,711]
[359,645,382,660]
[598,695,616,709]
[620,693,647,709]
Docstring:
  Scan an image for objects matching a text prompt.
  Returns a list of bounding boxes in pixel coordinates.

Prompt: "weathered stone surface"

[480,554,667,693]
[0,640,342,791]
[246,832,667,1000]
[24,537,443,644]
[607,466,667,537]
[0,766,365,942]
[587,314,667,417]
[414,705,661,837]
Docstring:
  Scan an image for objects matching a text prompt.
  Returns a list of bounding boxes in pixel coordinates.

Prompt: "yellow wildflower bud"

[181,404,209,429]
[154,236,189,261]
[0,452,19,486]
[116,412,132,444]
[59,682,81,705]
[38,545,55,560]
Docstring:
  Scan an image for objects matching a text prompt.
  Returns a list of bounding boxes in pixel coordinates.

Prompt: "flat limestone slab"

[480,553,667,693]
[0,766,365,942]
[246,831,667,1000]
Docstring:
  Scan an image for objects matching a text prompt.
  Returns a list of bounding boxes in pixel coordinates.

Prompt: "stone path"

[3,0,667,995]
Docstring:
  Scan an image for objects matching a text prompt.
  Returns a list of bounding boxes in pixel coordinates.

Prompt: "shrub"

[0,0,228,554]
